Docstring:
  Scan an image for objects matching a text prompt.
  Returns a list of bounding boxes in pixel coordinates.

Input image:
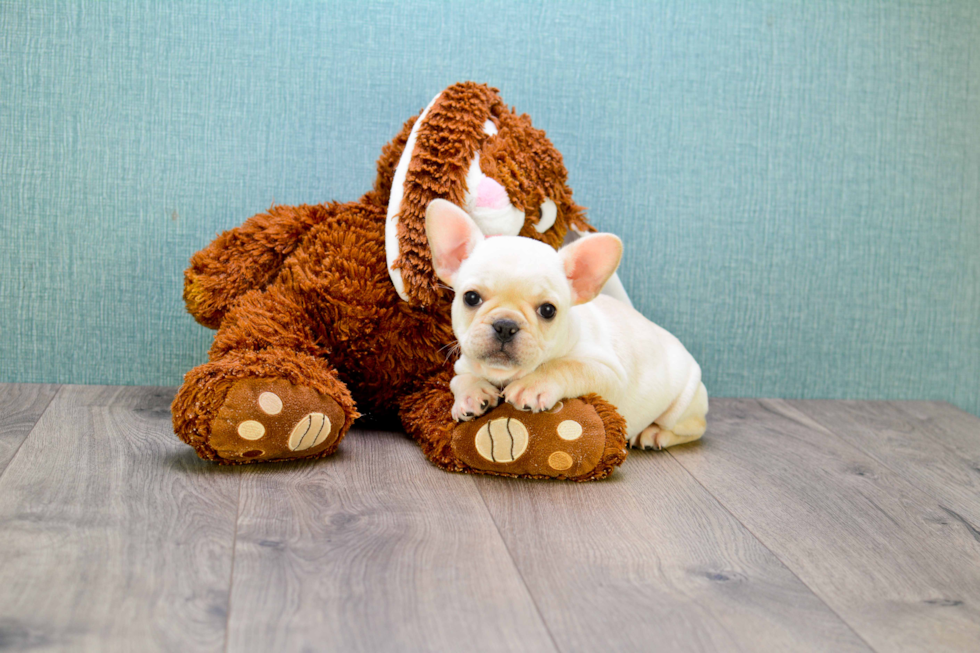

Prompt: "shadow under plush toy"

[172,82,630,480]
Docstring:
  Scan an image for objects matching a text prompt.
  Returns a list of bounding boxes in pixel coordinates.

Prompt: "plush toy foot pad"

[451,400,607,480]
[209,378,346,463]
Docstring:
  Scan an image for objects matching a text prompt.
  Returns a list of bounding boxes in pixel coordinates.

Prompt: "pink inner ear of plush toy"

[475,177,509,210]
[563,235,623,304]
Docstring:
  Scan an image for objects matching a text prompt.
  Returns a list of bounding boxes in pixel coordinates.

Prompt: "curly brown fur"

[204,200,456,416]
[398,370,461,471]
[573,394,629,481]
[185,203,342,328]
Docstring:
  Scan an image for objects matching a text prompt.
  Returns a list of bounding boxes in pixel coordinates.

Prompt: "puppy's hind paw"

[630,426,663,450]
[631,424,703,450]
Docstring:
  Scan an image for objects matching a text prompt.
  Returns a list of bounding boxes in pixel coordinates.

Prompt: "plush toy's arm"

[184,202,340,328]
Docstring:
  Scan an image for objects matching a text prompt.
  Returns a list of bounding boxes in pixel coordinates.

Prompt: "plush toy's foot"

[207,378,347,463]
[451,397,628,481]
[173,349,357,464]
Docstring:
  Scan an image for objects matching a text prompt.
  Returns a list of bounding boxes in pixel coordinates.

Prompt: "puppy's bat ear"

[425,199,485,286]
[560,233,623,305]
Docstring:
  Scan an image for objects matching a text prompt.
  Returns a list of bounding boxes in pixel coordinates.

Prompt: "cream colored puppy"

[426,199,708,450]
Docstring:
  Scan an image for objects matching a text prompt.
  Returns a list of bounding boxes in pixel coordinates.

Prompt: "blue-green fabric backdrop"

[2,1,978,415]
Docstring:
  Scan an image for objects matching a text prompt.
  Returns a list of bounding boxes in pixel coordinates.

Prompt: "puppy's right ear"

[425,199,484,286]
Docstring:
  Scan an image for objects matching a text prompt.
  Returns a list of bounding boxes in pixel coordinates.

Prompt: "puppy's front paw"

[503,375,563,413]
[451,376,500,422]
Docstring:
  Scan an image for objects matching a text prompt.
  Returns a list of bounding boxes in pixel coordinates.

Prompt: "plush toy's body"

[172,82,628,480]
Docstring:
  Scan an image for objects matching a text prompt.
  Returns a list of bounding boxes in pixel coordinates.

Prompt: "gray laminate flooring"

[0,383,978,652]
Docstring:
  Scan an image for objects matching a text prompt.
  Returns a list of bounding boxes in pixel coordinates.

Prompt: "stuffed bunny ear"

[425,199,485,286]
[385,82,504,306]
[559,234,623,305]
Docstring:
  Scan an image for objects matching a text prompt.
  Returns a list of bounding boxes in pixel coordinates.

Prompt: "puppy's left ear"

[560,234,623,305]
[425,199,485,286]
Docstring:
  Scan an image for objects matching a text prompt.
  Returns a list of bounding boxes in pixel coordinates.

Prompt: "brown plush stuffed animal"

[172,82,628,480]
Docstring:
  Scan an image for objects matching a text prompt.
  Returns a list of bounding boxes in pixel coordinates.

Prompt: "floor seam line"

[791,399,980,554]
[223,467,244,653]
[887,400,980,460]
[0,384,63,483]
[779,399,924,487]
[473,479,563,653]
[665,403,879,652]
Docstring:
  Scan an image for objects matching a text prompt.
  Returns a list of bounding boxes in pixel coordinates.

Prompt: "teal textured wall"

[1,1,978,414]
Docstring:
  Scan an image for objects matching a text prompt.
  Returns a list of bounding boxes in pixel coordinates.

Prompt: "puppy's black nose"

[492,319,520,343]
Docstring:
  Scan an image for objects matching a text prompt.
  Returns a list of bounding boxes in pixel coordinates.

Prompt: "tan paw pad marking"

[548,451,573,471]
[452,399,610,478]
[475,417,529,463]
[288,413,332,452]
[237,420,266,440]
[258,391,283,415]
[556,420,583,441]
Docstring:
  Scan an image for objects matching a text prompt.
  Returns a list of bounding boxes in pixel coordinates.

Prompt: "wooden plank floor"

[0,384,978,652]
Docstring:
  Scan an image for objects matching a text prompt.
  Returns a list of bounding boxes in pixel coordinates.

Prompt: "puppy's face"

[426,199,623,385]
[451,238,572,383]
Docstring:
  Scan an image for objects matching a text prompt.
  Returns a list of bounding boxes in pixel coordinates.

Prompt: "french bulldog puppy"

[425,199,708,450]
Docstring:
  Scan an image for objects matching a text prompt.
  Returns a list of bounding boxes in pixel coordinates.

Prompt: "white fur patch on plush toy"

[386,91,441,301]
[463,153,526,236]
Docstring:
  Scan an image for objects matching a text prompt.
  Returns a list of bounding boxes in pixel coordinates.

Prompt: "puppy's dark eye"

[538,303,557,320]
[463,291,482,307]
